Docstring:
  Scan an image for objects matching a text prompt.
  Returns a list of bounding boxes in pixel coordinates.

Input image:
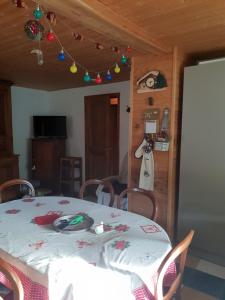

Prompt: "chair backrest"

[155,230,195,300]
[118,187,157,221]
[0,179,35,203]
[79,179,115,207]
[0,258,24,300]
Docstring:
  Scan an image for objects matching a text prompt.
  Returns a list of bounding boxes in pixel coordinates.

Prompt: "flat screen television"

[33,116,67,138]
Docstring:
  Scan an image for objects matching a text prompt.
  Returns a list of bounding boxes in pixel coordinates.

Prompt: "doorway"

[85,93,119,180]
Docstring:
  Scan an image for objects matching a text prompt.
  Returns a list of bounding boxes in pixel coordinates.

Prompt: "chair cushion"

[102,179,127,195]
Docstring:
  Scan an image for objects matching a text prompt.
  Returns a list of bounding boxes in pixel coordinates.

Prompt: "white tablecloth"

[0,196,172,300]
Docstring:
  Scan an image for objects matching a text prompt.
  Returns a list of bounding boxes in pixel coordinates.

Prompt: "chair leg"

[174,284,183,300]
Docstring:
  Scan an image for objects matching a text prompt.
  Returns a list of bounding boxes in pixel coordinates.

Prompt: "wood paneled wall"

[128,48,185,237]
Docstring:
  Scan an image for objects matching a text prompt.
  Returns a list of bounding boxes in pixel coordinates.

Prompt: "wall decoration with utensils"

[135,135,154,191]
[136,70,167,93]
[144,108,160,136]
[134,108,160,191]
[154,107,170,151]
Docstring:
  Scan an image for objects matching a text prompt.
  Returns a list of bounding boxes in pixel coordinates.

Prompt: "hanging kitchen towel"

[135,139,154,191]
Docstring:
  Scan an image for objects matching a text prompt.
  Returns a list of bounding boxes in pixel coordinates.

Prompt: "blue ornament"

[58,50,65,61]
[33,6,43,20]
[105,70,112,81]
[83,72,91,82]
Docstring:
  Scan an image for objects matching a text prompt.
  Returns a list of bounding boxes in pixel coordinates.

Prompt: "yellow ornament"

[114,63,120,74]
[70,62,78,74]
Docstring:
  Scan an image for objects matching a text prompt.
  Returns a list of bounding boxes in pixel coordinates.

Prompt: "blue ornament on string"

[105,70,112,81]
[58,49,65,61]
[33,6,43,20]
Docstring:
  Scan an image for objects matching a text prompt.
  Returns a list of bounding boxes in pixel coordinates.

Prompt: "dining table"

[0,196,176,300]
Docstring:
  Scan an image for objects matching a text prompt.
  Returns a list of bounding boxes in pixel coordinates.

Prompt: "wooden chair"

[155,230,195,300]
[0,257,24,300]
[118,187,158,221]
[79,179,115,207]
[0,179,35,203]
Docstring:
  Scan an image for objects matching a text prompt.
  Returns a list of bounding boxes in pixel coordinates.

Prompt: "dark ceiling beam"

[39,0,171,55]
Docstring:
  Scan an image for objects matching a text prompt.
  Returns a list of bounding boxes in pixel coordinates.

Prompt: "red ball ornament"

[126,46,132,53]
[95,74,102,84]
[47,31,55,41]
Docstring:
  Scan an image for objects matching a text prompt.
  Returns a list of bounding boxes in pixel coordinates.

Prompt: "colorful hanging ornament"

[13,0,27,8]
[121,54,127,64]
[96,43,104,50]
[111,46,120,53]
[46,29,55,41]
[46,11,57,25]
[33,5,43,20]
[83,71,91,82]
[105,70,112,81]
[24,20,44,41]
[58,49,65,61]
[73,33,84,41]
[114,63,121,74]
[95,73,102,84]
[70,62,78,74]
[30,49,44,65]
[126,45,132,53]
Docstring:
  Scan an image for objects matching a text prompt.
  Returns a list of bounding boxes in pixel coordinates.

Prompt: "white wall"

[11,87,50,179]
[11,81,130,179]
[49,81,130,178]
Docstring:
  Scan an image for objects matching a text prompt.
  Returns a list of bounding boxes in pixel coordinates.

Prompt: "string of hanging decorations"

[17,1,132,84]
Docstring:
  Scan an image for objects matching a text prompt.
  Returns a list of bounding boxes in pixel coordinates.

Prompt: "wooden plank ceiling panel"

[1,0,225,89]
[98,0,225,54]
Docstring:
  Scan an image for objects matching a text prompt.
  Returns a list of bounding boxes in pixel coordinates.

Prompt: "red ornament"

[126,45,132,53]
[47,31,55,41]
[95,74,102,84]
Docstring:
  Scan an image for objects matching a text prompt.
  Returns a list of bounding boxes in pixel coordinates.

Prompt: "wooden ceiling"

[1,0,225,90]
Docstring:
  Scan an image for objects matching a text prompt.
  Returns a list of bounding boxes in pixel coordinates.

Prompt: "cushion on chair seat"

[102,179,127,195]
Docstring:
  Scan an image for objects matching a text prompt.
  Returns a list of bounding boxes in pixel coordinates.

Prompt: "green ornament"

[83,72,91,82]
[121,55,127,64]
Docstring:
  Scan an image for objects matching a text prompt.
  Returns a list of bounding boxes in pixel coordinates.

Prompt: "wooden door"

[85,93,119,180]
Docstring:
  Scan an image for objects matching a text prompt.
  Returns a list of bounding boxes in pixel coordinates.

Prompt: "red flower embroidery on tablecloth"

[29,240,45,250]
[114,224,130,232]
[110,212,120,218]
[35,202,45,207]
[140,224,161,233]
[58,200,70,205]
[22,198,35,202]
[5,209,21,214]
[111,240,130,250]
[76,240,94,249]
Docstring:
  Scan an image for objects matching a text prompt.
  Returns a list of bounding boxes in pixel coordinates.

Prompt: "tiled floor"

[181,286,217,300]
[181,255,225,299]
